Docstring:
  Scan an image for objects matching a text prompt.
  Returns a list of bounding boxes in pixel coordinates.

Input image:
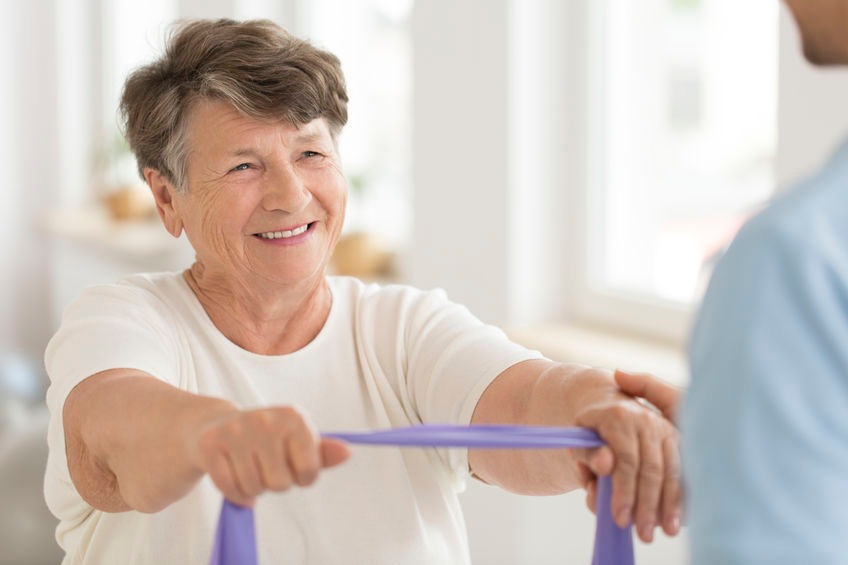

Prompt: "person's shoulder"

[731,161,847,272]
[751,138,848,246]
[703,140,848,321]
[329,276,448,305]
[65,271,185,321]
[328,276,454,324]
[116,270,186,294]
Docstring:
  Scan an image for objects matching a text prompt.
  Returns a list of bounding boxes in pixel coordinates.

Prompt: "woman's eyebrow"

[293,131,326,145]
[228,132,326,156]
[230,148,260,157]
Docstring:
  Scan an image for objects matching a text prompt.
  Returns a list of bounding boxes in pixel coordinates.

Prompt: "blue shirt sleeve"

[682,207,848,564]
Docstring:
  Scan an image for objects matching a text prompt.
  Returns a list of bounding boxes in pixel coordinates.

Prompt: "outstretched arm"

[63,369,350,513]
[469,359,682,543]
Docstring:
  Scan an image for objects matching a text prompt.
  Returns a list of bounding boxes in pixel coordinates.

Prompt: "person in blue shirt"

[680,1,848,563]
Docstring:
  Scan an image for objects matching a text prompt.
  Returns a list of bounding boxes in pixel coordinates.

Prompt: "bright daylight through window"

[588,0,778,307]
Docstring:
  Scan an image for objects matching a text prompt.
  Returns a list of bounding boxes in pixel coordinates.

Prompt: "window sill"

[44,207,188,258]
[505,323,688,387]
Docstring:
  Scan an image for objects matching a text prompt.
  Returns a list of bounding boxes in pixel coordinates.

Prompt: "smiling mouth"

[254,222,314,240]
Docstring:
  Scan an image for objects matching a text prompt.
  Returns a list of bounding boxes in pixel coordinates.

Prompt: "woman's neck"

[183,263,332,355]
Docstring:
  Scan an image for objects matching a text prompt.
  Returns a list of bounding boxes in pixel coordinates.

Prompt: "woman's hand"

[575,369,683,543]
[188,406,350,507]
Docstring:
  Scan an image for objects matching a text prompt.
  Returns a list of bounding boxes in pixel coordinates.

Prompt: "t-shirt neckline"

[174,273,339,361]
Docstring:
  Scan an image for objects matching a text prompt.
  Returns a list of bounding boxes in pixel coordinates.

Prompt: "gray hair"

[120,18,348,192]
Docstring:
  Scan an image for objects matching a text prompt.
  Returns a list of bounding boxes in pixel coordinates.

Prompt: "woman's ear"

[144,168,184,238]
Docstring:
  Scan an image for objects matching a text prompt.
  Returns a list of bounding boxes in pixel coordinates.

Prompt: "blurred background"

[2,0,848,563]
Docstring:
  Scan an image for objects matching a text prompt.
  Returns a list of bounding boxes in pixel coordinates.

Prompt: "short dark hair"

[120,18,348,191]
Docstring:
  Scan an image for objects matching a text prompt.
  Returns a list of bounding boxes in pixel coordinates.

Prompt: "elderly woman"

[45,19,680,564]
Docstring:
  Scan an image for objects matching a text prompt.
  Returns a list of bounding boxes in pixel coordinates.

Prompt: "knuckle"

[615,453,639,474]
[278,404,304,422]
[266,474,293,492]
[639,462,664,484]
[246,409,276,433]
[634,504,655,521]
[274,405,313,435]
[198,430,235,460]
[606,404,633,422]
[662,454,682,478]
[297,467,319,486]
[634,409,658,429]
[198,430,221,453]
[277,405,297,419]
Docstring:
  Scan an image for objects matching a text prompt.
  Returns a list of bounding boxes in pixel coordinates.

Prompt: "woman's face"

[172,99,346,287]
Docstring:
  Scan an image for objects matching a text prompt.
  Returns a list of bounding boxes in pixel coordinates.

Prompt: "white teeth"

[257,224,309,239]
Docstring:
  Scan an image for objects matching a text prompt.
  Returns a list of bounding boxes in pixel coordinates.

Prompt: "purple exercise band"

[209,424,634,565]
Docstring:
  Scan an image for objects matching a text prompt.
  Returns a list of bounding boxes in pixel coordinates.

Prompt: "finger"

[572,446,614,477]
[606,438,638,529]
[253,433,293,492]
[286,424,321,487]
[660,435,683,536]
[574,413,636,528]
[320,438,351,468]
[634,427,664,543]
[225,443,264,500]
[208,450,255,507]
[575,460,595,489]
[575,460,596,512]
[614,370,681,422]
[584,477,597,514]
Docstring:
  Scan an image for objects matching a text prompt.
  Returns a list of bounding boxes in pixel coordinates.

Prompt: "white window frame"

[567,0,771,344]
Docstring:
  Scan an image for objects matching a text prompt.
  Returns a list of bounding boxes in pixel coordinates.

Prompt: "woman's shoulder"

[326,276,479,341]
[65,271,188,324]
[328,276,452,314]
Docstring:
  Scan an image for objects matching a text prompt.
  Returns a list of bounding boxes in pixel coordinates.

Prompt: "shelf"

[44,207,184,258]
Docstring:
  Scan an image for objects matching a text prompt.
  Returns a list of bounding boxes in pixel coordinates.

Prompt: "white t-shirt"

[45,273,542,564]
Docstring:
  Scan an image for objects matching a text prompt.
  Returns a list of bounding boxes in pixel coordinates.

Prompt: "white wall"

[0,5,17,354]
[409,0,586,328]
[0,2,61,361]
[409,0,511,325]
[777,5,848,188]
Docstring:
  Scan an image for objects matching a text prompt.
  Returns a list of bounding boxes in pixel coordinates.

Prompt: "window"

[301,0,414,247]
[577,0,779,340]
[94,1,178,196]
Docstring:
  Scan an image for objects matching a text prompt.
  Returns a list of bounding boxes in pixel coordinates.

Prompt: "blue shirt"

[682,136,848,564]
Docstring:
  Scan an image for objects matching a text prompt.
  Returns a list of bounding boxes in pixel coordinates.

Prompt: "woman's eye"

[232,163,251,172]
[302,151,322,159]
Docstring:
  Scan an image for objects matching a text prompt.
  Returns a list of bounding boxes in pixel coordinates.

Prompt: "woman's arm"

[469,359,681,543]
[63,369,349,513]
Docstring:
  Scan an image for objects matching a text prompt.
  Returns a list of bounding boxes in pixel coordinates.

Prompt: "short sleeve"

[44,283,181,507]
[682,216,848,564]
[401,288,544,482]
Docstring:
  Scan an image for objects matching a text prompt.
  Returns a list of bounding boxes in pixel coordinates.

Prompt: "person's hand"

[573,370,682,543]
[614,369,682,423]
[187,406,350,507]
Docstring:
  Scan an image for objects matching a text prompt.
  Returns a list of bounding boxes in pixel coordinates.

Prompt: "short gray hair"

[120,18,348,192]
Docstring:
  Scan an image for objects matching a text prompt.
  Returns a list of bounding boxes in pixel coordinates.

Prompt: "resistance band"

[210,424,634,565]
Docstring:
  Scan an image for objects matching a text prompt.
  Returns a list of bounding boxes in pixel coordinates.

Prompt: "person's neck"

[183,263,332,356]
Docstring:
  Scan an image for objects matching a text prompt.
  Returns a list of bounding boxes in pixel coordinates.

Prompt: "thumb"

[614,369,681,423]
[320,438,352,468]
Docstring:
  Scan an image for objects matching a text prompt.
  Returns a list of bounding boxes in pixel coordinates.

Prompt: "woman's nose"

[260,165,311,213]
